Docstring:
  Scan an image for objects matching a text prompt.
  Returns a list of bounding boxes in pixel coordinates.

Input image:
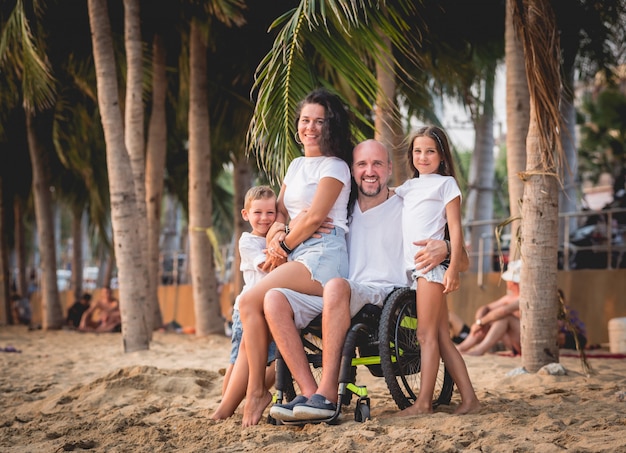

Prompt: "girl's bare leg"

[437,304,480,414]
[397,280,444,416]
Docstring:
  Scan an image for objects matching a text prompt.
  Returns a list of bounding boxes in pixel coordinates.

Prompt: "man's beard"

[358,183,382,197]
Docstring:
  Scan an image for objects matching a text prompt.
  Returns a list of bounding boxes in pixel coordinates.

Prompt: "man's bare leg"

[314,278,352,404]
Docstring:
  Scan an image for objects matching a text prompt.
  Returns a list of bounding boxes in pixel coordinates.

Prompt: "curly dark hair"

[294,88,354,168]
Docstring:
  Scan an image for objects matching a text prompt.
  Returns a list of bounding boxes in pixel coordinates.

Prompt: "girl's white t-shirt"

[395,173,461,272]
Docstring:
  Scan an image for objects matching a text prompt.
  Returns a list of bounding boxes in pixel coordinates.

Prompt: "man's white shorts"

[270,281,395,330]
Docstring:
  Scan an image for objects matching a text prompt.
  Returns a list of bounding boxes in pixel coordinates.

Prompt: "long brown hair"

[405,126,457,179]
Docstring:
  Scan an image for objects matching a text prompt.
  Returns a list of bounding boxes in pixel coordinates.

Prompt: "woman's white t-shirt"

[282,155,351,233]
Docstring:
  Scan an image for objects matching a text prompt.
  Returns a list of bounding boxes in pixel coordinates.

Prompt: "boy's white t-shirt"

[233,232,268,310]
[282,155,351,233]
[394,173,461,273]
[347,194,409,290]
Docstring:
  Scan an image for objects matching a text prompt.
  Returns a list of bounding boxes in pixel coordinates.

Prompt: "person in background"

[11,293,32,326]
[66,293,92,329]
[393,125,479,415]
[457,259,522,356]
[449,310,471,345]
[78,286,122,333]
[212,185,278,420]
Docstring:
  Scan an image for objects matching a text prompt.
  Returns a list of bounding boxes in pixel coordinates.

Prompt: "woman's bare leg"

[239,262,323,427]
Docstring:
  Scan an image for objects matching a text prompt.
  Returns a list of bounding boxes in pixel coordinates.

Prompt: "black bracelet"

[279,240,293,254]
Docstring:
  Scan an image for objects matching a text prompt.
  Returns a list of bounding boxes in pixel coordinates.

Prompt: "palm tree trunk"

[466,63,497,272]
[14,195,28,299]
[374,32,405,185]
[520,112,560,370]
[559,64,579,243]
[0,179,10,324]
[123,0,151,332]
[232,155,253,300]
[71,204,84,301]
[513,0,563,372]
[505,0,528,263]
[26,111,64,329]
[188,18,221,336]
[88,0,149,351]
[146,33,167,330]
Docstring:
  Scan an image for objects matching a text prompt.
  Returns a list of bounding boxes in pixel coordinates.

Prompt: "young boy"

[213,185,278,419]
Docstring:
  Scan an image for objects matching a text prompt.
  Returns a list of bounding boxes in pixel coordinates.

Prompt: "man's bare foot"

[453,399,481,415]
[393,403,432,418]
[464,349,484,356]
[242,391,272,427]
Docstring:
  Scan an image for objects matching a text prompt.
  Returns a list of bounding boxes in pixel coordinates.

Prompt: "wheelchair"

[270,286,455,425]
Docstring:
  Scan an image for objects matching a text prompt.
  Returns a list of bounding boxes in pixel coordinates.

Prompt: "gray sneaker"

[269,395,308,421]
[292,394,337,420]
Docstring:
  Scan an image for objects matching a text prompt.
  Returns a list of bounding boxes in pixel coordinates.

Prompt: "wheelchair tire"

[378,287,455,410]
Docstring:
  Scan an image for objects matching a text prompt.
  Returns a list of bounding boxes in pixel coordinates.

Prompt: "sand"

[1,325,626,452]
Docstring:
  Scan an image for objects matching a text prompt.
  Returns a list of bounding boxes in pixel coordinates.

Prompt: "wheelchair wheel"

[378,287,454,410]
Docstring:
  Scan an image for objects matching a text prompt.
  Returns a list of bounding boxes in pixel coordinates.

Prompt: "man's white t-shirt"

[347,194,408,290]
[282,156,351,233]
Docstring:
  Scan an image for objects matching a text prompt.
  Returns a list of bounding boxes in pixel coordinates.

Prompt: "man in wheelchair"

[264,140,466,422]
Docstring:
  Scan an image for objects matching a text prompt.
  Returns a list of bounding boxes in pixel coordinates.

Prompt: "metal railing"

[464,207,626,280]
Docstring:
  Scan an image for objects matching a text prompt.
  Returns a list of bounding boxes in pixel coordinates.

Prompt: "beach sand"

[1,325,625,452]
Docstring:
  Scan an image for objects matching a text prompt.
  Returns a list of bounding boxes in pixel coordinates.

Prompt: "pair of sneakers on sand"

[270,394,336,421]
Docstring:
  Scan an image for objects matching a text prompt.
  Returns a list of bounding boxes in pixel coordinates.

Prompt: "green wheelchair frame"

[270,287,455,425]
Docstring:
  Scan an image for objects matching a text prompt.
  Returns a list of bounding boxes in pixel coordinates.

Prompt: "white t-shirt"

[347,194,409,290]
[395,174,461,273]
[282,156,351,233]
[233,232,268,310]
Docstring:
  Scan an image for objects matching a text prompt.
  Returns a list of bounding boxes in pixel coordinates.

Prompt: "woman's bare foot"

[453,399,481,415]
[242,391,272,427]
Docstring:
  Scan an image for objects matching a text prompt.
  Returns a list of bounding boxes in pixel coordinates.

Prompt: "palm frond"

[247,0,420,182]
[0,0,56,112]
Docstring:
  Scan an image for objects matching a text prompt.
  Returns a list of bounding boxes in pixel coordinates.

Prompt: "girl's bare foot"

[394,402,432,417]
[242,391,272,427]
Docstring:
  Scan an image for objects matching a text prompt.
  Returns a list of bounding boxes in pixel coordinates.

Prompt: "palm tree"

[123,0,151,333]
[88,0,150,351]
[511,0,564,371]
[504,0,529,265]
[0,0,65,329]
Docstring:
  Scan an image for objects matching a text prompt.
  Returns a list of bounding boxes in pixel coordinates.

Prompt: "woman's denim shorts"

[290,227,349,286]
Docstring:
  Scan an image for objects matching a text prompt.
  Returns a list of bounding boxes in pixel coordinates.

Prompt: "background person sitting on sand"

[456,260,521,356]
[78,286,122,333]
